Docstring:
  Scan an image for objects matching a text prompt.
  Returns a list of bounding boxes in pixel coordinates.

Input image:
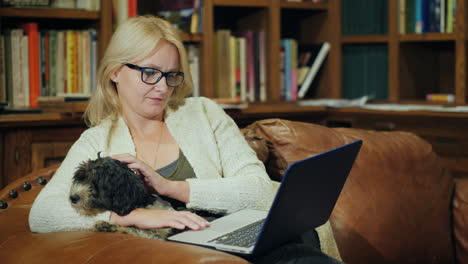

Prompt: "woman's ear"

[110,69,120,83]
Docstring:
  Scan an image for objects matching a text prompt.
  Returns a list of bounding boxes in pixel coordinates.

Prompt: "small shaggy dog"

[69,152,174,240]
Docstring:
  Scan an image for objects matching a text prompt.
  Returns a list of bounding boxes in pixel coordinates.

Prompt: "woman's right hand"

[110,208,210,230]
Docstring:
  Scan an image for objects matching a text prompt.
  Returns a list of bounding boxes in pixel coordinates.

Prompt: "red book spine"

[20,23,40,108]
[128,0,137,18]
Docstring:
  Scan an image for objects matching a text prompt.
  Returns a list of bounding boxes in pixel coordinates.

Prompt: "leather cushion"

[246,119,454,264]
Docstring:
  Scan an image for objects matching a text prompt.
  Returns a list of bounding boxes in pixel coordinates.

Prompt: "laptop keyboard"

[208,219,265,248]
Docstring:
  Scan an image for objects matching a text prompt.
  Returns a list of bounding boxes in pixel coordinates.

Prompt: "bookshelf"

[0,1,112,63]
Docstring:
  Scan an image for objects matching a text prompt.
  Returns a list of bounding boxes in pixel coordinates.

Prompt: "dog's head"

[69,153,155,216]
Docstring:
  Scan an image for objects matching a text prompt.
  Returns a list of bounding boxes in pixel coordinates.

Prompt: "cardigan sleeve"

[186,98,276,214]
[29,130,111,233]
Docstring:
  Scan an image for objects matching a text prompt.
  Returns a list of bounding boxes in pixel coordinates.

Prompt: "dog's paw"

[94,220,121,233]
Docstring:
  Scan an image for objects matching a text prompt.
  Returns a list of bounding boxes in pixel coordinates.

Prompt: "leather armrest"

[0,165,247,264]
[0,231,246,263]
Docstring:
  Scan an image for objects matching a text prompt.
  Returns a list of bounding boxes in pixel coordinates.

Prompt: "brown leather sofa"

[0,118,466,264]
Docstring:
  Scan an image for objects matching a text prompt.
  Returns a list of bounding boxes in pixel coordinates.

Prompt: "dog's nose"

[70,194,80,204]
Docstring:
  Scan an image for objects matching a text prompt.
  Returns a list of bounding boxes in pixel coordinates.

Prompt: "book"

[426,93,455,103]
[0,35,5,103]
[20,23,40,108]
[297,42,330,99]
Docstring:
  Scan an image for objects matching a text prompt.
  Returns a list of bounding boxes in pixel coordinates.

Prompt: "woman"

[29,15,342,264]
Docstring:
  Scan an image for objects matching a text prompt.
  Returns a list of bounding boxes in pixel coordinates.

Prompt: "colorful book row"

[214,29,266,103]
[281,39,330,101]
[400,0,457,34]
[0,24,98,109]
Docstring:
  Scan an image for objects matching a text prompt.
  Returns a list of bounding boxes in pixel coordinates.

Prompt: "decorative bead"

[37,177,47,185]
[23,181,32,191]
[0,200,7,209]
[9,189,18,199]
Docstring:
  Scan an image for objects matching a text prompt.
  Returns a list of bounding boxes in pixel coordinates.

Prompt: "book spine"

[298,42,330,99]
[21,33,30,107]
[258,31,266,102]
[0,35,5,102]
[11,29,23,108]
[426,93,455,103]
[66,30,76,94]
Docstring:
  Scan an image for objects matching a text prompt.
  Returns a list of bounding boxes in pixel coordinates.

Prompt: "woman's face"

[112,40,180,121]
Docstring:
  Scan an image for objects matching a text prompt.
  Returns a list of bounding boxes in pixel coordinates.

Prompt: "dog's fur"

[69,153,174,240]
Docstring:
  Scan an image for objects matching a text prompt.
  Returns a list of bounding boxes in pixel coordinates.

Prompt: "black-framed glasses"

[123,63,184,87]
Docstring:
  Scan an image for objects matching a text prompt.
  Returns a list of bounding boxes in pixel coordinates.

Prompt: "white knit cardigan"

[28,97,341,260]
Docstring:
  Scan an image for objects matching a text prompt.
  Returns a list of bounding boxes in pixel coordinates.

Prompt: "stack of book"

[399,0,457,34]
[1,0,100,10]
[156,0,203,34]
[214,29,266,104]
[342,44,388,100]
[342,0,388,35]
[0,23,98,109]
[281,40,330,101]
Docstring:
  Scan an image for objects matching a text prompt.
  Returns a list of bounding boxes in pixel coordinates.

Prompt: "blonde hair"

[84,15,193,127]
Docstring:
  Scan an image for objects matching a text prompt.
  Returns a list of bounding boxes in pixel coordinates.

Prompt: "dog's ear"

[73,160,91,183]
[106,160,154,216]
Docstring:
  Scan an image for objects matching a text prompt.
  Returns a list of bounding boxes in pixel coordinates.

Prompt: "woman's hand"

[111,153,190,203]
[110,209,210,230]
[112,153,165,191]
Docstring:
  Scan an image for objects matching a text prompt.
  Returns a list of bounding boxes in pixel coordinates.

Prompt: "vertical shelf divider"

[388,0,399,102]
[328,0,342,98]
[455,0,467,104]
[269,0,281,102]
[201,0,215,98]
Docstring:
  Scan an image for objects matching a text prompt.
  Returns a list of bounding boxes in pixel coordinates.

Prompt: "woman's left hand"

[111,153,190,203]
[111,153,168,193]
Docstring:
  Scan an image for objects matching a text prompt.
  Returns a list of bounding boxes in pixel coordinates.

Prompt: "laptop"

[168,140,362,257]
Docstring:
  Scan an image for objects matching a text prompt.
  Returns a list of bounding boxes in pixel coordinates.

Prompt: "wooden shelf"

[0,7,100,19]
[213,0,269,7]
[280,1,328,10]
[341,35,389,43]
[399,33,457,42]
[179,32,203,42]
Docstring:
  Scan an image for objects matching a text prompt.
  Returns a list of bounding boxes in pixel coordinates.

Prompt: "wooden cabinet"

[0,114,86,189]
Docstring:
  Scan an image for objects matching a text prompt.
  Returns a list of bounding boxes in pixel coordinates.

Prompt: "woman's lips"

[149,97,163,103]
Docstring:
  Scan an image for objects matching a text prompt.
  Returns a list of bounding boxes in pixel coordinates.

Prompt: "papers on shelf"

[297,96,369,108]
[361,104,468,113]
[297,96,468,113]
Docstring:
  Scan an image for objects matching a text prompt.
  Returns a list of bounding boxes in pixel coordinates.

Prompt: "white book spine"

[298,42,330,99]
[238,38,247,103]
[56,31,65,96]
[21,35,30,107]
[259,31,266,102]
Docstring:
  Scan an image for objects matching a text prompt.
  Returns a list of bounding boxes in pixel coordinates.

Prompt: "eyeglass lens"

[141,68,183,87]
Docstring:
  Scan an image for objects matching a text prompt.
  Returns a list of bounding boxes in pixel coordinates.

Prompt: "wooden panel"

[0,132,3,188]
[3,130,32,185]
[213,0,269,7]
[341,35,389,43]
[31,142,74,171]
[399,33,456,42]
[31,127,85,142]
